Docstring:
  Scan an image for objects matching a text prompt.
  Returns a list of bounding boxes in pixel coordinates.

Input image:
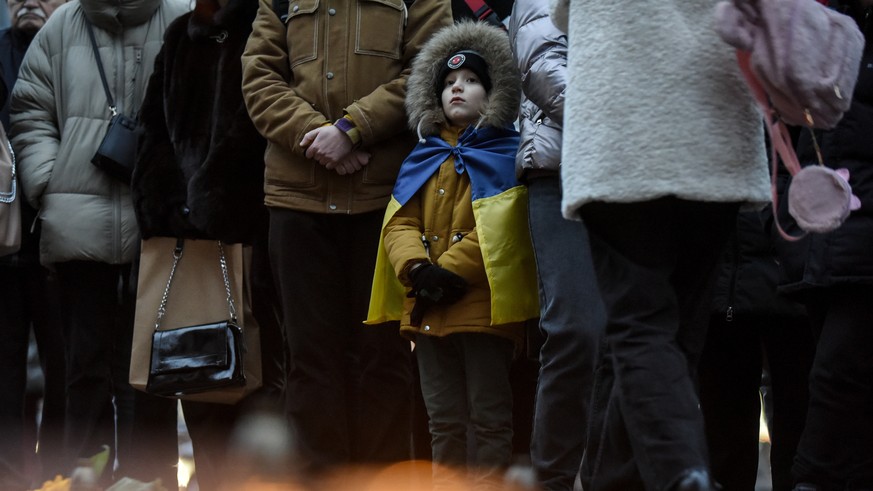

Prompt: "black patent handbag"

[146,239,246,397]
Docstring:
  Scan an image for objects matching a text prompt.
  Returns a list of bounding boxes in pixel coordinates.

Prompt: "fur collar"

[406,21,521,138]
[188,0,258,40]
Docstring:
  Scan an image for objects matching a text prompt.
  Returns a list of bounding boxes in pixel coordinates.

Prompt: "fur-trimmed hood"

[406,21,521,138]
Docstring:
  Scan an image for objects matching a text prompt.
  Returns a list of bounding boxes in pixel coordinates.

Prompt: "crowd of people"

[0,0,872,490]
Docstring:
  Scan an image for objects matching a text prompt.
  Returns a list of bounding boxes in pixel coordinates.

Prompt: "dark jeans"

[699,314,815,491]
[269,208,413,472]
[527,177,605,491]
[579,198,738,491]
[415,332,515,489]
[0,263,65,487]
[793,285,873,490]
[54,261,140,483]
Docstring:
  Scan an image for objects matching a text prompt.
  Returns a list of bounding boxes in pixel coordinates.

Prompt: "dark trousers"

[579,198,738,491]
[185,233,287,490]
[0,263,65,487]
[793,285,873,490]
[699,314,814,491]
[54,261,141,482]
[415,333,515,489]
[269,208,413,472]
[527,177,605,491]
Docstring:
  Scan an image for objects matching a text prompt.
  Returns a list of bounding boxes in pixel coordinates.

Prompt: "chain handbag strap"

[0,140,16,204]
[154,239,238,331]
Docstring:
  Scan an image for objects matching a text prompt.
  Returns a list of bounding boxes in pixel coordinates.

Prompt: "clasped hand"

[407,263,468,326]
[301,125,370,175]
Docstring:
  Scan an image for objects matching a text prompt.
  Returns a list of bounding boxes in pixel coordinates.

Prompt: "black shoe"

[793,484,821,491]
[670,469,717,491]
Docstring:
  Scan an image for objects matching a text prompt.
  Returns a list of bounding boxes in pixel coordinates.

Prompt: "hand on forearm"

[300,125,353,165]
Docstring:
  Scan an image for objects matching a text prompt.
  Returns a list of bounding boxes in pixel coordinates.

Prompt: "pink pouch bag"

[715,0,864,129]
[714,0,865,239]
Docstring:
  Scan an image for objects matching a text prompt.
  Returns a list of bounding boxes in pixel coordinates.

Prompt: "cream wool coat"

[552,1,770,219]
[10,0,189,266]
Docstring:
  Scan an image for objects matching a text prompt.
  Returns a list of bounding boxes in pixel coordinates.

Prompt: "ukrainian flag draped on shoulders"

[366,125,539,326]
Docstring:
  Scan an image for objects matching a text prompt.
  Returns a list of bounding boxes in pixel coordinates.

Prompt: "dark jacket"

[776,7,873,294]
[0,27,39,265]
[0,28,32,129]
[712,210,807,319]
[132,0,267,244]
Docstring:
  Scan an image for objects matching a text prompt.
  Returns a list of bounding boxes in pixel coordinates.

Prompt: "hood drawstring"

[416,120,426,144]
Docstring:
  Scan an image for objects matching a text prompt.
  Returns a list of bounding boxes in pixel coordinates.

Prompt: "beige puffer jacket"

[10,0,189,266]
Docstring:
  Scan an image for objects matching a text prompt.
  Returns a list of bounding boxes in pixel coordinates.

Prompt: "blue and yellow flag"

[366,126,539,326]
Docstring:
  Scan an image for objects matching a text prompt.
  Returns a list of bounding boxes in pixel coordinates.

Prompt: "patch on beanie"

[447,53,466,70]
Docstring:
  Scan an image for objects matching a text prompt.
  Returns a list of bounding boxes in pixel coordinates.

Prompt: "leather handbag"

[0,124,20,257]
[85,19,137,183]
[92,113,137,183]
[131,237,262,404]
[146,239,247,397]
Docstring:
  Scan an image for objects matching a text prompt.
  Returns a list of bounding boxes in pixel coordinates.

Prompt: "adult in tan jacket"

[241,0,452,472]
[10,0,188,483]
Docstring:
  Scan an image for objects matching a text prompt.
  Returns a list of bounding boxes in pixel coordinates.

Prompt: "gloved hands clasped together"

[407,263,468,326]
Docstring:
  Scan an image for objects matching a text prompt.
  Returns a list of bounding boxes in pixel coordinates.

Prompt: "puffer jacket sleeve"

[511,0,567,125]
[10,29,59,209]
[241,0,329,155]
[436,227,487,286]
[343,0,452,145]
[549,0,568,34]
[384,194,429,285]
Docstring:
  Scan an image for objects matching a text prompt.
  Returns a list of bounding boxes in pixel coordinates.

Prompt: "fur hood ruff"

[406,21,520,138]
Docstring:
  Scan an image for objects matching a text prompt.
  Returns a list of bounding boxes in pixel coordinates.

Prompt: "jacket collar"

[187,0,257,41]
[80,0,163,33]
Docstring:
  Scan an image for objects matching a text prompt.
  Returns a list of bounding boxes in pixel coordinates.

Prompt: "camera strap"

[84,19,118,117]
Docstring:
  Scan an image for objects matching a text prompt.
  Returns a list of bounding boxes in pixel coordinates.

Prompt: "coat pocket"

[355,0,403,59]
[286,0,320,68]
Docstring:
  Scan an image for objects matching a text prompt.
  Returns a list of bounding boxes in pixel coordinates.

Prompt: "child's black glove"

[407,263,468,326]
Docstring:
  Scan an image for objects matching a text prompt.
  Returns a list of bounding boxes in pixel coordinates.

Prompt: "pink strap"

[736,50,806,241]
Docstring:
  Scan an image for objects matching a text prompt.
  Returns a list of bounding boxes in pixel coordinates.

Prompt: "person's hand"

[326,150,370,175]
[409,263,468,305]
[300,125,353,166]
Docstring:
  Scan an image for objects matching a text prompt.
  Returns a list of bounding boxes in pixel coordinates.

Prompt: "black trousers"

[699,314,814,491]
[0,263,65,487]
[269,208,413,472]
[793,285,873,490]
[579,198,738,491]
[53,261,146,483]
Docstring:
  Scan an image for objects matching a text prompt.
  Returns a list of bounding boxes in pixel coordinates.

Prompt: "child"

[367,21,539,489]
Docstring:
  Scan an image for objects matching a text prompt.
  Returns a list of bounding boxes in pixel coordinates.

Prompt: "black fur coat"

[132,0,266,244]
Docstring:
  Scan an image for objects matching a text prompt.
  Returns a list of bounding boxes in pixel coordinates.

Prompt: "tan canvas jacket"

[242,0,452,214]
